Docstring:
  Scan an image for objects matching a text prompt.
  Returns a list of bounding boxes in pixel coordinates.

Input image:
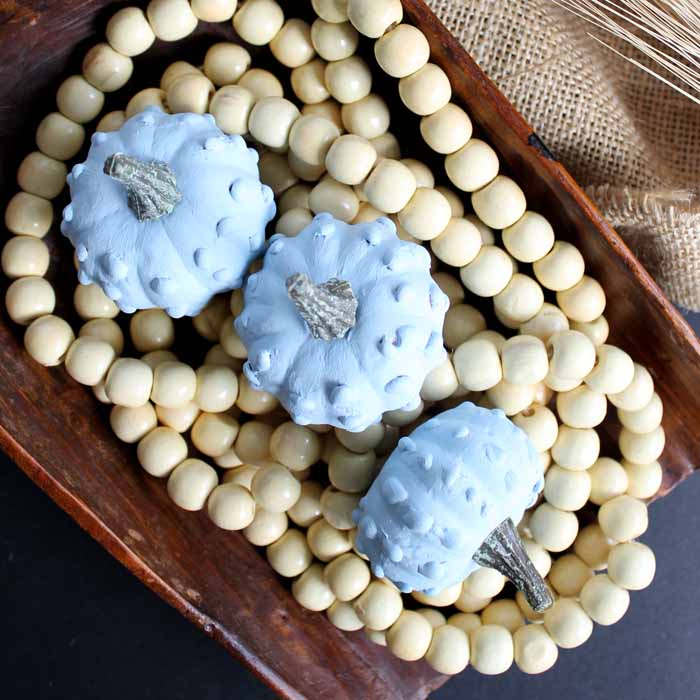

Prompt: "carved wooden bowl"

[1,1,699,698]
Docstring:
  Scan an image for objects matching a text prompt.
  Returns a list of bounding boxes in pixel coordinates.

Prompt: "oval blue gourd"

[353,402,545,594]
[235,213,449,432]
[61,107,276,318]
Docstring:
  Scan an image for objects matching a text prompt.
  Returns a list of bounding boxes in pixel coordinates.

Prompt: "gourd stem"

[104,152,182,222]
[473,517,554,613]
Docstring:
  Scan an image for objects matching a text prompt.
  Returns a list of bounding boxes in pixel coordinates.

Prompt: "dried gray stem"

[286,272,358,341]
[473,517,554,613]
[104,153,182,222]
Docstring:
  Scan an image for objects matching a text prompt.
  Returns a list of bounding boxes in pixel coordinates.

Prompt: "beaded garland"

[2,0,664,678]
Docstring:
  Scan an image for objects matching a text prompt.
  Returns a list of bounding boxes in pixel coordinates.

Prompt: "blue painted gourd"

[353,402,548,605]
[235,213,449,432]
[61,107,275,318]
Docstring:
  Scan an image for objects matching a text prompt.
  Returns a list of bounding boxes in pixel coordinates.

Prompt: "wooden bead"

[106,7,155,56]
[204,43,251,86]
[486,380,535,416]
[481,600,524,633]
[472,176,527,230]
[288,151,326,182]
[513,404,558,452]
[233,0,284,45]
[167,74,215,114]
[191,0,238,22]
[160,61,202,91]
[235,421,273,463]
[382,402,424,428]
[459,245,513,297]
[320,487,360,529]
[494,275,544,328]
[270,422,323,471]
[347,0,402,37]
[335,424,384,454]
[167,459,218,511]
[137,426,188,477]
[236,373,279,414]
[370,131,401,159]
[374,22,429,78]
[238,68,284,100]
[325,135,376,186]
[207,483,256,531]
[463,567,506,598]
[623,459,663,499]
[454,586,492,613]
[599,494,648,542]
[223,464,259,488]
[309,176,359,222]
[312,0,348,23]
[443,304,486,350]
[397,188,451,241]
[519,303,569,343]
[195,365,238,413]
[125,88,168,119]
[311,18,358,61]
[286,480,323,527]
[445,139,498,193]
[307,518,352,561]
[419,104,472,156]
[548,554,593,597]
[341,94,390,140]
[82,43,133,93]
[328,600,364,630]
[501,335,548,386]
[6,276,55,326]
[275,208,313,236]
[429,273,462,308]
[35,112,85,162]
[79,318,124,354]
[608,362,654,411]
[544,465,591,511]
[420,357,459,401]
[24,315,74,367]
[618,392,663,434]
[386,611,433,662]
[215,448,244,469]
[532,380,554,406]
[278,184,311,214]
[270,19,315,68]
[74,283,119,320]
[205,344,242,372]
[325,56,372,104]
[289,116,340,169]
[328,444,376,492]
[147,0,197,40]
[64,337,115,386]
[5,192,52,238]
[448,613,481,635]
[580,574,630,625]
[141,350,178,369]
[571,315,609,346]
[557,275,606,323]
[619,425,665,464]
[56,75,104,124]
[291,59,330,104]
[399,159,433,189]
[543,599,593,649]
[399,63,451,116]
[425,624,470,675]
[551,426,600,471]
[324,552,371,601]
[608,541,656,590]
[2,236,49,279]
[556,385,608,429]
[258,152,298,195]
[105,358,154,407]
[547,330,596,381]
[251,463,301,512]
[574,523,612,569]
[529,502,579,552]
[248,97,301,150]
[293,564,336,612]
[513,625,558,674]
[469,625,513,675]
[515,590,548,623]
[411,582,462,607]
[584,344,634,395]
[532,240,585,291]
[244,507,288,546]
[416,609,446,629]
[17,152,66,200]
[522,537,552,577]
[192,413,239,457]
[501,212,554,263]
[589,457,628,505]
[130,309,174,352]
[267,529,313,577]
[110,403,158,444]
[364,159,416,213]
[352,582,402,631]
[429,217,481,269]
[436,186,465,218]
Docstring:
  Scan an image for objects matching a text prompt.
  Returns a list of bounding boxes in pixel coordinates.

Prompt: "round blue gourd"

[61,107,275,318]
[235,213,449,431]
[353,402,545,594]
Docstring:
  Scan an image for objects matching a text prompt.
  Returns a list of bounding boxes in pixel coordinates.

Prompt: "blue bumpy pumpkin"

[235,214,449,431]
[353,402,545,594]
[61,107,275,317]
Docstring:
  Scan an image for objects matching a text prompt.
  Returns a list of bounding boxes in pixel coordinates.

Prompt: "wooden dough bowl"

[1,1,698,698]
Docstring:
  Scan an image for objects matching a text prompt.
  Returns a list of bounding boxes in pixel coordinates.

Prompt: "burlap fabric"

[427,0,700,310]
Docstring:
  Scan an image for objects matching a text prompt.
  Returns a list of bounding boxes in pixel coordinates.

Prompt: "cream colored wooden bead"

[618,392,663,434]
[233,0,284,45]
[347,0,402,37]
[486,380,535,416]
[74,284,119,320]
[396,188,451,241]
[544,465,591,511]
[420,357,459,401]
[529,503,579,552]
[105,358,153,407]
[251,463,301,512]
[309,176,359,222]
[398,63,451,116]
[312,0,348,22]
[574,523,612,570]
[276,207,313,236]
[125,88,168,119]
[324,552,370,601]
[619,425,665,465]
[56,75,104,124]
[289,115,340,167]
[311,18,358,61]
[167,74,215,115]
[589,457,628,505]
[418,106,473,159]
[430,218,482,268]
[289,59,329,105]
[215,448,244,469]
[464,568,506,599]
[248,97,300,150]
[222,463,258,487]
[399,158,433,188]
[244,507,288,546]
[386,611,433,662]
[435,187,464,219]
[194,364,238,413]
[411,582,462,608]
[292,563,336,612]
[532,241,584,292]
[167,459,218,511]
[501,335,548,386]
[513,625,558,674]
[236,374,278,414]
[328,445,376,493]
[370,132,401,160]
[109,403,157,444]
[501,212,554,263]
[522,537,552,577]
[302,103,343,135]
[548,554,592,597]
[320,487,360,530]
[130,309,174,353]
[556,385,608,429]
[159,61,202,91]
[599,494,648,542]
[258,152,298,196]
[203,43,251,86]
[543,599,593,649]
[623,459,662,499]
[519,303,569,343]
[532,380,554,405]
[580,574,630,625]
[459,245,513,298]
[2,237,49,279]
[571,315,609,346]
[352,582,402,631]
[382,401,424,427]
[341,94,390,140]
[79,318,124,354]
[328,599,364,630]
[238,68,284,101]
[469,625,513,675]
[17,152,66,200]
[141,350,178,369]
[278,184,311,214]
[584,344,634,395]
[106,7,155,56]
[288,151,326,182]
[270,19,315,68]
[539,450,552,472]
[472,176,527,229]
[24,315,74,367]
[334,424,384,454]
[494,275,545,329]
[35,112,84,162]
[513,405,558,452]
[551,426,599,471]
[608,541,656,590]
[443,304,486,350]
[191,413,239,457]
[448,613,481,635]
[82,43,133,94]
[157,401,200,435]
[192,0,237,21]
[270,422,323,471]
[547,330,596,381]
[136,426,188,478]
[325,135,376,186]
[446,140,498,193]
[147,0,198,39]
[64,337,115,387]
[235,421,273,463]
[207,483,256,531]
[608,362,654,412]
[557,275,606,323]
[267,529,312,577]
[481,600,524,634]
[286,480,323,527]
[454,586,492,613]
[5,192,52,238]
[425,625,469,676]
[416,609,446,629]
[325,56,372,104]
[431,272,463,308]
[307,518,352,562]
[364,159,416,213]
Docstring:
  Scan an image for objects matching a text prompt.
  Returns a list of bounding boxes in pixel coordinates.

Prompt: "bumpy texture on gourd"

[62,108,275,317]
[353,402,544,593]
[235,214,448,431]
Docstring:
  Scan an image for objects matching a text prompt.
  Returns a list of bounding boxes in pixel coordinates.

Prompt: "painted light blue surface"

[353,402,545,594]
[235,213,449,432]
[61,108,275,318]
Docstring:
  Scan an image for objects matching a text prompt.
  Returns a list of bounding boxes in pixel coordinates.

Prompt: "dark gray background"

[2,311,699,700]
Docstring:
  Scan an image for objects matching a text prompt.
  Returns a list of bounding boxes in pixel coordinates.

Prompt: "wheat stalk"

[553,0,700,105]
